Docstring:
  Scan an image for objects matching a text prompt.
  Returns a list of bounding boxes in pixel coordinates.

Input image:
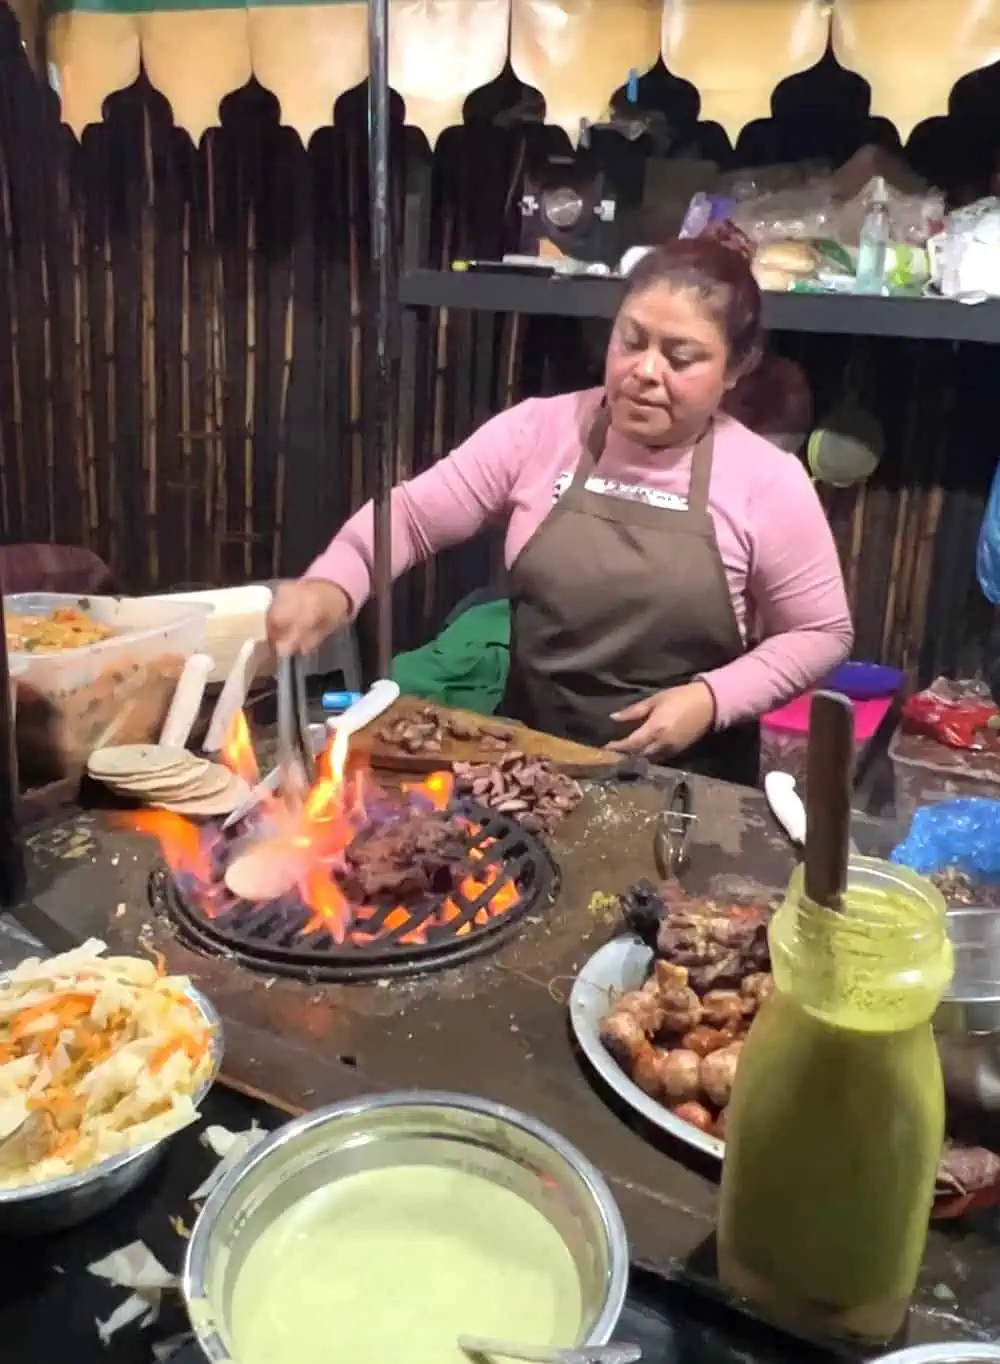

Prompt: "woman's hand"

[267,579,351,657]
[606,682,716,758]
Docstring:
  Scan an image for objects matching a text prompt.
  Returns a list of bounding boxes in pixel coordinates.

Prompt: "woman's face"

[604,281,735,448]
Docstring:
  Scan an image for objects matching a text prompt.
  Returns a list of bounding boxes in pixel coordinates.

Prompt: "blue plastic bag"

[891,797,1000,882]
[977,458,1000,604]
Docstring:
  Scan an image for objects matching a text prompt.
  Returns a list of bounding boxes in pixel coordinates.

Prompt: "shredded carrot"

[149,1034,205,1073]
[9,993,95,1040]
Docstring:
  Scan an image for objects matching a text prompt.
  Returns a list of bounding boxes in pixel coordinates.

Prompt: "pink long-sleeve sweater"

[307,389,854,729]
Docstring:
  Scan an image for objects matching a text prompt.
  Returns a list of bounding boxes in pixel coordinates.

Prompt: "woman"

[268,233,853,786]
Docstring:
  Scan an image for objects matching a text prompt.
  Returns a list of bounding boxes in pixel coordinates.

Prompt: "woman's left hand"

[606,682,716,758]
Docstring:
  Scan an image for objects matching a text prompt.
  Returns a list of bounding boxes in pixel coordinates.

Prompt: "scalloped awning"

[25,0,1000,146]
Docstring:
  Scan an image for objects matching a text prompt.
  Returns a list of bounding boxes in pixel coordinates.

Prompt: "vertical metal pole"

[367,0,394,679]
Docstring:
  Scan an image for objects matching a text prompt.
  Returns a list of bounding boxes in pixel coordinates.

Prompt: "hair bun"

[699,220,756,265]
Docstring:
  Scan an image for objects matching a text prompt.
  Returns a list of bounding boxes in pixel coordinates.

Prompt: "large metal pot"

[183,1091,630,1362]
[0,983,222,1234]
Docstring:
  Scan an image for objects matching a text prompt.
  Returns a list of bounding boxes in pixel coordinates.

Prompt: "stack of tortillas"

[87,744,251,817]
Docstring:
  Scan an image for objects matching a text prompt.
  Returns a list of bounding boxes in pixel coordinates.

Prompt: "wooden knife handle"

[804,690,854,911]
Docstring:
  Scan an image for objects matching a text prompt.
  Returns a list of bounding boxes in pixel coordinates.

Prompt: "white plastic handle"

[159,653,213,748]
[203,637,269,753]
[764,770,807,846]
[326,678,400,738]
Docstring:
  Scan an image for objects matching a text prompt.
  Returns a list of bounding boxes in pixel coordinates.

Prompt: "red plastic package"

[902,691,998,751]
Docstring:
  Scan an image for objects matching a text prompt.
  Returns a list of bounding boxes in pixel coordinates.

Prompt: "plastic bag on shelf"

[729,186,837,243]
[891,797,1000,881]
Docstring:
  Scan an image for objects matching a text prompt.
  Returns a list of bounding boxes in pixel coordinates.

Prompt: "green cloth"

[390,599,510,715]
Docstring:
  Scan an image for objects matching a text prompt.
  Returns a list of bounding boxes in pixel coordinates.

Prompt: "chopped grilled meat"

[339,813,470,902]
[740,972,774,1012]
[700,1041,744,1107]
[453,751,582,835]
[670,1101,714,1133]
[936,1143,1000,1197]
[701,988,745,1029]
[680,1024,731,1057]
[599,1010,650,1069]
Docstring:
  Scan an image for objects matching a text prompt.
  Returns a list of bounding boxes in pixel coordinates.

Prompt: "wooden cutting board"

[352,696,620,774]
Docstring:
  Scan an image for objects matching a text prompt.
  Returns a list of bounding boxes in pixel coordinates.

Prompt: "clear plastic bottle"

[855,177,891,294]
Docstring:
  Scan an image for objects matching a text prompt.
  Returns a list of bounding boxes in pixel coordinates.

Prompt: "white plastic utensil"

[159,653,214,749]
[458,1339,641,1364]
[325,677,400,737]
[221,679,400,831]
[765,769,858,855]
[764,771,806,846]
[203,638,270,753]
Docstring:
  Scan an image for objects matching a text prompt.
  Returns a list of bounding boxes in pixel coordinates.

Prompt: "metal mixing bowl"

[875,1347,1000,1363]
[183,1091,630,1362]
[934,908,1000,1111]
[0,982,223,1234]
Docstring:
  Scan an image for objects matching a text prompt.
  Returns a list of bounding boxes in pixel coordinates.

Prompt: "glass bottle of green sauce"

[717,857,953,1345]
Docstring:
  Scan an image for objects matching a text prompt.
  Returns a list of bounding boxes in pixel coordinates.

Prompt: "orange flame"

[222,711,259,786]
[128,709,520,947]
[124,809,214,884]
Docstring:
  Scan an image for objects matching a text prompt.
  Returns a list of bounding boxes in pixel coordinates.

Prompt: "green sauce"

[718,865,952,1344]
[229,1165,584,1364]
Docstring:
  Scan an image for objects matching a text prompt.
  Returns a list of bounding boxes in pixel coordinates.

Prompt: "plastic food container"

[762,691,893,792]
[7,594,210,781]
[889,727,1000,827]
[143,585,272,685]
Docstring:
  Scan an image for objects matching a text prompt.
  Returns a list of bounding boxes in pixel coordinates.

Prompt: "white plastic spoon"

[764,769,858,855]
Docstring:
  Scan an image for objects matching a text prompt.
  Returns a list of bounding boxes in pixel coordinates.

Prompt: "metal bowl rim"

[183,1089,630,1354]
[874,1347,1000,1364]
[0,977,223,1205]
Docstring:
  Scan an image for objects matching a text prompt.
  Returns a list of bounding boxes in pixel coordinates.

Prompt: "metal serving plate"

[569,936,723,1163]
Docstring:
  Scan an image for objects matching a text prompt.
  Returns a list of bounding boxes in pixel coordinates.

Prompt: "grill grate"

[154,801,558,982]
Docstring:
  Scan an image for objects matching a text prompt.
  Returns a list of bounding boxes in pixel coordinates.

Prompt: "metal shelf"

[399,268,1000,344]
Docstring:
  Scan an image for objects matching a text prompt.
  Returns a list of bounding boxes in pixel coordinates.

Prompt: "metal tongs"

[653,776,696,880]
[276,654,316,805]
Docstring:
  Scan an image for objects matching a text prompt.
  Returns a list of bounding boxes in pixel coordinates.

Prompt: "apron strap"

[686,427,715,514]
[567,401,611,491]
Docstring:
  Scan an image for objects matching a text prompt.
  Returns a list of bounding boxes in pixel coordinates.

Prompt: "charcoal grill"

[152,801,558,982]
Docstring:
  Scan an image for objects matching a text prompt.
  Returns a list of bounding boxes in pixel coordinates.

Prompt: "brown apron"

[501,404,760,786]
